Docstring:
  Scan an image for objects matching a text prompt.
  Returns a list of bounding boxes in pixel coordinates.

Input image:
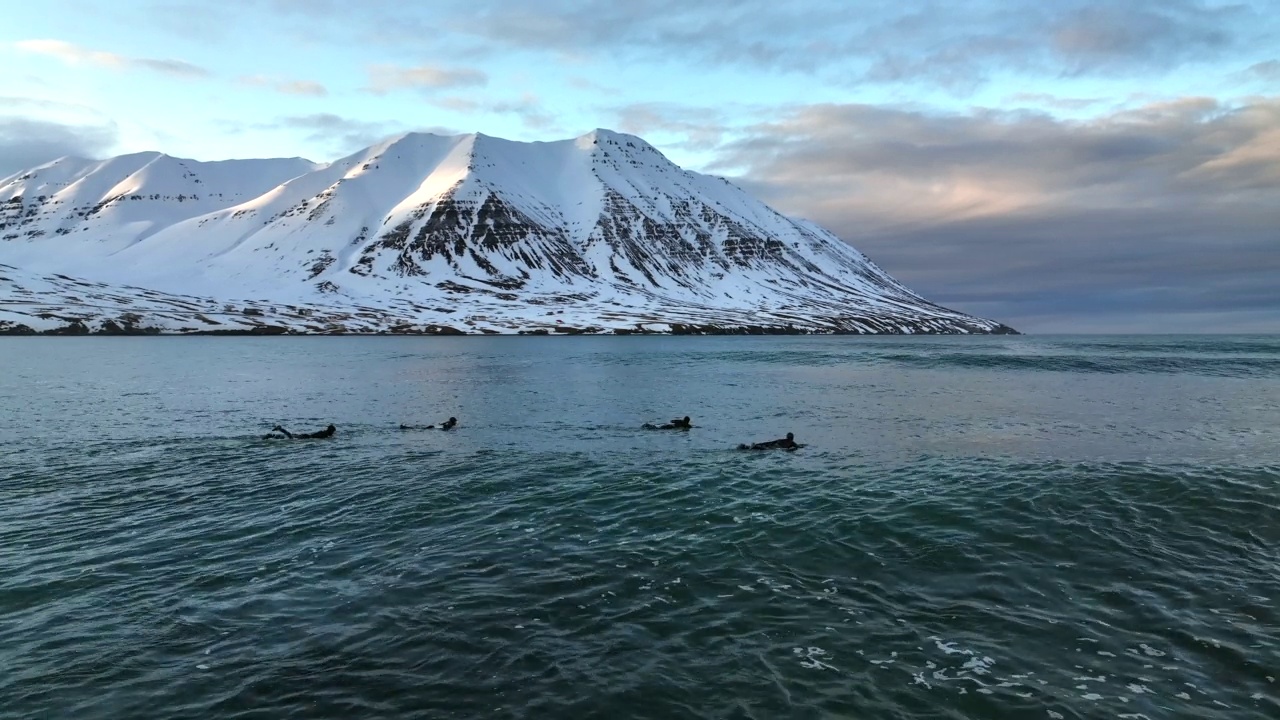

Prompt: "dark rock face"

[387,324,465,335]
[364,188,590,283]
[189,325,292,336]
[98,313,161,335]
[590,192,711,289]
[661,323,811,336]
[97,319,161,335]
[43,321,91,335]
[0,321,36,335]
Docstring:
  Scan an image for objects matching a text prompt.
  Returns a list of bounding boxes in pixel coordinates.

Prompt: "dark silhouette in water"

[265,424,336,440]
[643,416,692,430]
[400,417,458,431]
[738,432,801,451]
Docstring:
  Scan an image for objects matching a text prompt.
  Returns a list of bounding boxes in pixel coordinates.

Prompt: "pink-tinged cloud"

[14,39,210,78]
[430,92,553,129]
[240,75,329,97]
[365,64,488,94]
[703,97,1280,332]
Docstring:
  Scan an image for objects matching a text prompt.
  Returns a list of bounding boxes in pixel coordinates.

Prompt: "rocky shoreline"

[1,318,1019,336]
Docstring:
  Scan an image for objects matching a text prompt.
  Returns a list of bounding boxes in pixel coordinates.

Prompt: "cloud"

[239,75,328,97]
[567,76,620,95]
[365,64,488,94]
[14,39,210,78]
[256,114,397,154]
[431,93,555,129]
[276,81,328,97]
[112,0,1280,96]
[834,206,1280,332]
[422,0,1274,90]
[0,117,118,177]
[0,96,104,115]
[125,1,1279,96]
[136,1,1277,95]
[611,103,734,152]
[1003,93,1107,112]
[1047,3,1236,72]
[1244,59,1280,80]
[708,97,1280,332]
[851,1,1263,90]
[227,114,459,157]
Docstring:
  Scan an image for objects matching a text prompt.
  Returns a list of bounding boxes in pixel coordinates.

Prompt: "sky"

[2,0,1278,333]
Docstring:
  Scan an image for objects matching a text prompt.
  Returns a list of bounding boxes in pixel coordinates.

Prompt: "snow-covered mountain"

[0,129,1015,335]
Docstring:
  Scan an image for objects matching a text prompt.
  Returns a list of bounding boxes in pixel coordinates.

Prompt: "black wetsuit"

[266,424,335,439]
[299,425,336,439]
[400,418,457,431]
[644,417,691,430]
[739,436,800,451]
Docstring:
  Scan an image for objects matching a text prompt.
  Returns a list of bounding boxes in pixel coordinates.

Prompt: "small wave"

[870,352,1280,378]
[1054,338,1280,356]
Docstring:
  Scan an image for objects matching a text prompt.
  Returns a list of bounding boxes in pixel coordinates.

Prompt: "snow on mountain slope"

[0,129,1016,335]
[0,153,319,267]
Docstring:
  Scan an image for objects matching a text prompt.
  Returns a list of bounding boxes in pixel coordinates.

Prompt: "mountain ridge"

[0,129,1017,335]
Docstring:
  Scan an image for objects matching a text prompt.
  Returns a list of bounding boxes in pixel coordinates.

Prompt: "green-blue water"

[1,336,1277,719]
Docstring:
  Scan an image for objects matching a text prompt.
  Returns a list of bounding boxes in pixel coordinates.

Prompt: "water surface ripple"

[1,335,1277,719]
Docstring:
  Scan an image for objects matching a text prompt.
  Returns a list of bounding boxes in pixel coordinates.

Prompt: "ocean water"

[0,335,1277,720]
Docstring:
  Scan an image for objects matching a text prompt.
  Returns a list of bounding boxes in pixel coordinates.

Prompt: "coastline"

[0,320,1021,336]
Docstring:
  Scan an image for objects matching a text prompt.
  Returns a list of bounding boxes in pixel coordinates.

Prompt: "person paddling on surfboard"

[737,432,801,451]
[265,424,336,439]
[643,416,692,430]
[399,417,458,431]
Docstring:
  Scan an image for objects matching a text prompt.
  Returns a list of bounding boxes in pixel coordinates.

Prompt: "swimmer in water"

[737,432,801,451]
[265,423,336,440]
[642,416,692,430]
[399,417,458,431]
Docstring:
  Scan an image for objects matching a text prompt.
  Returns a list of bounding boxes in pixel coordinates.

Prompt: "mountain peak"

[580,127,633,140]
[576,128,654,149]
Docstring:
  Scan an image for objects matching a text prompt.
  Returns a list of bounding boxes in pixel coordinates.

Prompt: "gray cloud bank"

[713,99,1279,333]
[260,0,1278,91]
[0,117,118,178]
